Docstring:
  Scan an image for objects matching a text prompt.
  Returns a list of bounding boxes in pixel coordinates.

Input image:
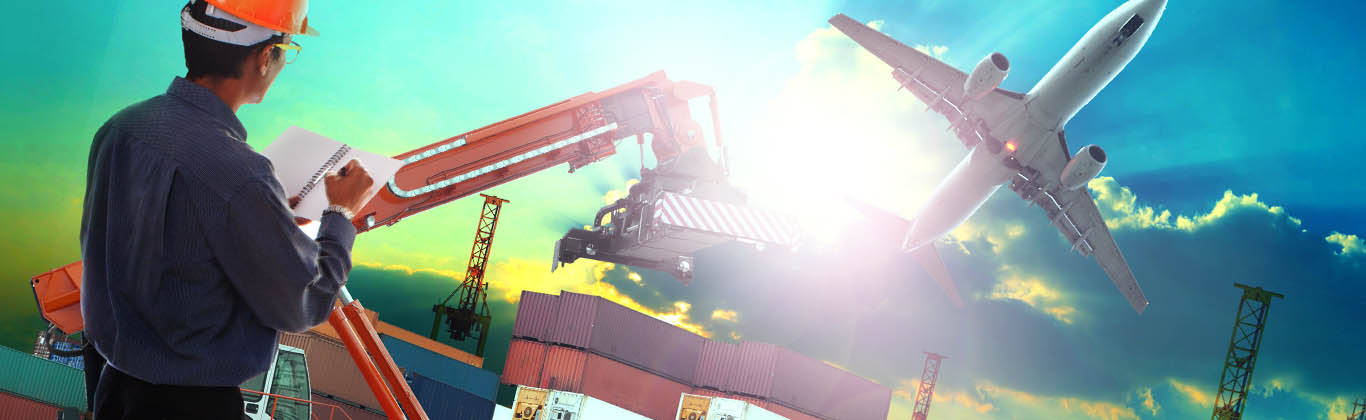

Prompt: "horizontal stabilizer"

[910,244,965,308]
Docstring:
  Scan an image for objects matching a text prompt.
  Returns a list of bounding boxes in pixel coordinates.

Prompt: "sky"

[2,1,1364,419]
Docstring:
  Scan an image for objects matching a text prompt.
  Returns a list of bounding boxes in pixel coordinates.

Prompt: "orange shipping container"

[0,392,60,419]
[581,353,691,420]
[310,392,387,420]
[540,345,587,392]
[688,388,765,407]
[279,331,385,411]
[502,338,547,387]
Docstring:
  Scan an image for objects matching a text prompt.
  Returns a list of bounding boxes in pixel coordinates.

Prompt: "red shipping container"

[726,341,778,397]
[770,349,843,416]
[512,291,559,341]
[540,345,587,392]
[310,392,387,420]
[587,294,704,383]
[581,353,691,420]
[279,331,385,411]
[547,292,599,348]
[501,339,548,387]
[816,371,893,420]
[761,401,824,420]
[693,341,737,390]
[0,392,60,419]
[688,388,764,407]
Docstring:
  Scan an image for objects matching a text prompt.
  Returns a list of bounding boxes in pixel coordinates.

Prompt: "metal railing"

[239,388,357,420]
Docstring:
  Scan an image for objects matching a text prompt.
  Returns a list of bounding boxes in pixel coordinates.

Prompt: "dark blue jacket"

[80,77,354,386]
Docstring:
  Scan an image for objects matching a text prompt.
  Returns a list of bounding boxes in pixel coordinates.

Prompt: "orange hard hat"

[204,0,318,36]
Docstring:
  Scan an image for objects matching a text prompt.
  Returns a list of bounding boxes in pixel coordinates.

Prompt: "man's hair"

[181,29,283,80]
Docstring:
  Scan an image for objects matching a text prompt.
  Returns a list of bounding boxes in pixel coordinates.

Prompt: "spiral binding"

[297,145,351,201]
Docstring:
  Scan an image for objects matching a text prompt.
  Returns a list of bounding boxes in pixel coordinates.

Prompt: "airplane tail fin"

[909,244,965,308]
[844,196,965,307]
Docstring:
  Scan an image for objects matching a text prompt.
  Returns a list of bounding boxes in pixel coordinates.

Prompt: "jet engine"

[1059,144,1107,190]
[963,52,1010,100]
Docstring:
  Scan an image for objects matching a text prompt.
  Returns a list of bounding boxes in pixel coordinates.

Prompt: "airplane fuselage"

[903,0,1166,251]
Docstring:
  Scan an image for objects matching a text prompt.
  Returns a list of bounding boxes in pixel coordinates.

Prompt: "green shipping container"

[0,345,85,409]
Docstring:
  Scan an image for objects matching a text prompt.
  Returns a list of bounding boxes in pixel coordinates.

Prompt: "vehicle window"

[1120,14,1145,37]
[240,372,267,403]
[267,351,310,420]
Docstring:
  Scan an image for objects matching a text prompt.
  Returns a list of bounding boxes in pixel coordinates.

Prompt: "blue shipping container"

[404,371,494,420]
[378,335,499,401]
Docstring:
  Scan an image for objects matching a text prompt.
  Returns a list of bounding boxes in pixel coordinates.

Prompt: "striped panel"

[653,192,799,246]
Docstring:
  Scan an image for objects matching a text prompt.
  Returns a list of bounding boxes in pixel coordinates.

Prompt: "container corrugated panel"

[726,342,778,398]
[540,345,587,392]
[587,297,704,384]
[692,341,737,389]
[814,371,892,420]
[688,388,765,408]
[404,370,495,420]
[769,350,842,417]
[546,292,599,348]
[310,392,387,420]
[581,353,691,420]
[512,291,559,341]
[379,335,499,401]
[280,331,384,411]
[761,402,822,420]
[377,321,483,368]
[501,339,547,387]
[0,391,60,419]
[0,345,85,409]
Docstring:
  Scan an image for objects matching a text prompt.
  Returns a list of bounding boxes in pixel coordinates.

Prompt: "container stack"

[281,309,499,420]
[678,393,788,420]
[510,385,650,420]
[0,344,85,415]
[503,291,892,420]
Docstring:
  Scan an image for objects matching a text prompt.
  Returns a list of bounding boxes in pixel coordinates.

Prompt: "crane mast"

[430,194,507,357]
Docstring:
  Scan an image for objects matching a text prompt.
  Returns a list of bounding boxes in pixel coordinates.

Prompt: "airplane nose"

[1137,0,1167,17]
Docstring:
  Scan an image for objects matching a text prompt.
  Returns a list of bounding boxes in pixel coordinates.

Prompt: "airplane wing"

[829,14,1023,149]
[1017,133,1149,314]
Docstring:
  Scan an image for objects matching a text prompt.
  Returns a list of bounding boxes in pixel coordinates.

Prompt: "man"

[80,1,374,418]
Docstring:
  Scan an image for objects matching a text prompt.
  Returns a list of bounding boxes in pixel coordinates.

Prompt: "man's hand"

[324,159,375,216]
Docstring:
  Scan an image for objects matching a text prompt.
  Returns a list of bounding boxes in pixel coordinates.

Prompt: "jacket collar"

[166,77,248,141]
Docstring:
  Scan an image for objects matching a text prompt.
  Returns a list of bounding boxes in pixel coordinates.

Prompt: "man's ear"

[255,45,273,76]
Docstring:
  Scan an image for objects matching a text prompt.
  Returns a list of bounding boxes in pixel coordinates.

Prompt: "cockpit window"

[1120,14,1145,37]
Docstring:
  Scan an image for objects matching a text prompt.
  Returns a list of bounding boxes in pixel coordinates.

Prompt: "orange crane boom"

[31,71,797,420]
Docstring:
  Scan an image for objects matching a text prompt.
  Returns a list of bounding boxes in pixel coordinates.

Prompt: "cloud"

[1167,378,1212,407]
[1136,387,1160,416]
[1088,177,1303,232]
[710,309,739,322]
[985,268,1078,324]
[1325,231,1365,257]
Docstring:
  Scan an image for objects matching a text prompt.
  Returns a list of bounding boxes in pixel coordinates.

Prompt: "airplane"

[830,0,1165,314]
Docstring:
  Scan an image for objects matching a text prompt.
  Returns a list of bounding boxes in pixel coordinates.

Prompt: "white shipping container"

[677,393,790,420]
[513,385,649,420]
[493,404,513,420]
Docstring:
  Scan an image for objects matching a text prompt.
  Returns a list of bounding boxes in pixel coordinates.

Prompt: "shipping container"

[380,335,499,401]
[687,388,764,408]
[540,345,587,392]
[0,344,85,409]
[581,353,691,420]
[769,349,842,416]
[758,402,822,420]
[310,392,386,420]
[280,331,384,411]
[707,395,787,420]
[502,339,548,387]
[378,320,483,368]
[692,341,736,390]
[585,292,704,384]
[513,385,649,420]
[725,342,778,398]
[405,370,496,420]
[493,404,513,420]
[512,291,559,341]
[546,292,598,348]
[677,393,712,420]
[0,391,60,419]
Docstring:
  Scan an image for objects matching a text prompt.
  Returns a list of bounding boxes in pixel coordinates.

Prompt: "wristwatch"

[323,205,355,220]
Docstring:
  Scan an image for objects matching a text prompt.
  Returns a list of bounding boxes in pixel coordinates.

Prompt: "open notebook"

[262,126,403,222]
